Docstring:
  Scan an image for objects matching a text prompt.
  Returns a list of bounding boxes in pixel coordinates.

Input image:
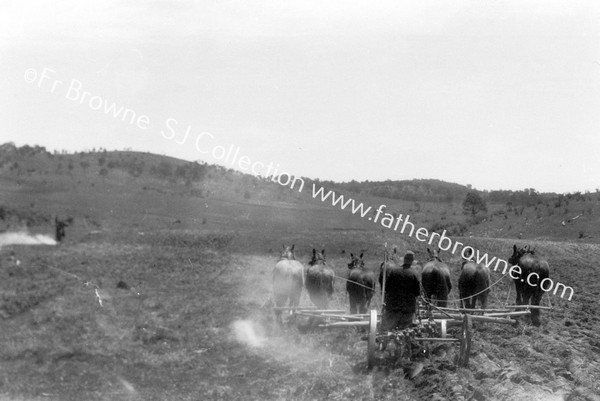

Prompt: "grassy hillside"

[1,142,599,246]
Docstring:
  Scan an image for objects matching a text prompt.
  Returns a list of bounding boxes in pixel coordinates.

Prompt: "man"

[379,251,421,331]
[55,218,67,242]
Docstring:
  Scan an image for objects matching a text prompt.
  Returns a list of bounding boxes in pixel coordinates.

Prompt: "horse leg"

[438,287,448,308]
[355,297,369,333]
[437,276,449,308]
[425,290,433,308]
[460,291,467,309]
[359,288,368,314]
[515,282,523,306]
[290,289,302,325]
[349,297,357,315]
[273,293,287,326]
[463,297,471,310]
[521,290,533,324]
[530,290,543,326]
[468,296,474,310]
[364,291,372,313]
[359,299,368,315]
[480,293,489,314]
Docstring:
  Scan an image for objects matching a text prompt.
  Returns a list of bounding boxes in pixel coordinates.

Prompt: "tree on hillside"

[463,192,487,217]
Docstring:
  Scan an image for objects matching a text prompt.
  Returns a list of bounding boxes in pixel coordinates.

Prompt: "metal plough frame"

[274,305,540,369]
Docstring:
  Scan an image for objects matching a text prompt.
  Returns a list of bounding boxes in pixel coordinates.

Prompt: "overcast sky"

[1,0,599,193]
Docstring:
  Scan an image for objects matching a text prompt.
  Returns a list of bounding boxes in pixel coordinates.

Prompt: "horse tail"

[474,267,490,294]
[365,273,375,298]
[437,268,450,307]
[444,268,452,294]
[327,270,335,297]
[272,263,281,287]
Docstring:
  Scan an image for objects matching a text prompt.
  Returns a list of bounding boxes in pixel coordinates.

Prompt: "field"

[1,150,600,400]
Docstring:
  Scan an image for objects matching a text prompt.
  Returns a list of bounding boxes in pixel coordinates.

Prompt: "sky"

[1,0,599,193]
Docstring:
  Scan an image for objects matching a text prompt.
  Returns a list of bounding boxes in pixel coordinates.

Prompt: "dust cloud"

[231,320,266,348]
[0,231,57,247]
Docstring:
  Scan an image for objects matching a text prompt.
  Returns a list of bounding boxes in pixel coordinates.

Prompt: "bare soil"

[1,228,599,400]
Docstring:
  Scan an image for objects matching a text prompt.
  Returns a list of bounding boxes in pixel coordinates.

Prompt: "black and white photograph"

[1,1,599,400]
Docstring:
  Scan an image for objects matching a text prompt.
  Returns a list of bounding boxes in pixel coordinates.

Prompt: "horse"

[421,248,452,308]
[305,249,335,309]
[346,252,375,314]
[458,248,490,311]
[508,244,550,326]
[272,244,305,325]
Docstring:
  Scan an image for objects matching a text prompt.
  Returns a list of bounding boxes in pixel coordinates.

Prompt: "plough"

[275,304,549,369]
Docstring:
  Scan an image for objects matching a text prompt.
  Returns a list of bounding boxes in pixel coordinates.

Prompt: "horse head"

[348,252,365,270]
[463,248,473,259]
[382,246,400,263]
[461,247,474,269]
[280,244,297,261]
[509,244,529,266]
[508,244,549,325]
[427,247,443,262]
[309,248,326,266]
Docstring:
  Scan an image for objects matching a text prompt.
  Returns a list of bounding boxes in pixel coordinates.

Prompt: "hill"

[1,142,599,245]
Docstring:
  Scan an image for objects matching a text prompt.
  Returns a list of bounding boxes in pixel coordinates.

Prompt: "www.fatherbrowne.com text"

[25,66,574,301]
[309,184,574,301]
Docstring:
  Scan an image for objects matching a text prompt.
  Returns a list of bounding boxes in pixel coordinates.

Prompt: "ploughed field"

[1,227,600,401]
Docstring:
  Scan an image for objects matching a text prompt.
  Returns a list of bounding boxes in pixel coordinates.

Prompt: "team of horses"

[272,244,550,326]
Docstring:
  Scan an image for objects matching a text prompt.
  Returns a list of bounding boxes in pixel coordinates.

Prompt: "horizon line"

[1,140,596,196]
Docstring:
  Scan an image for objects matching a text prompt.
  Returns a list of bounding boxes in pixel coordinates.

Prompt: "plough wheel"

[458,314,473,367]
[367,309,377,370]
